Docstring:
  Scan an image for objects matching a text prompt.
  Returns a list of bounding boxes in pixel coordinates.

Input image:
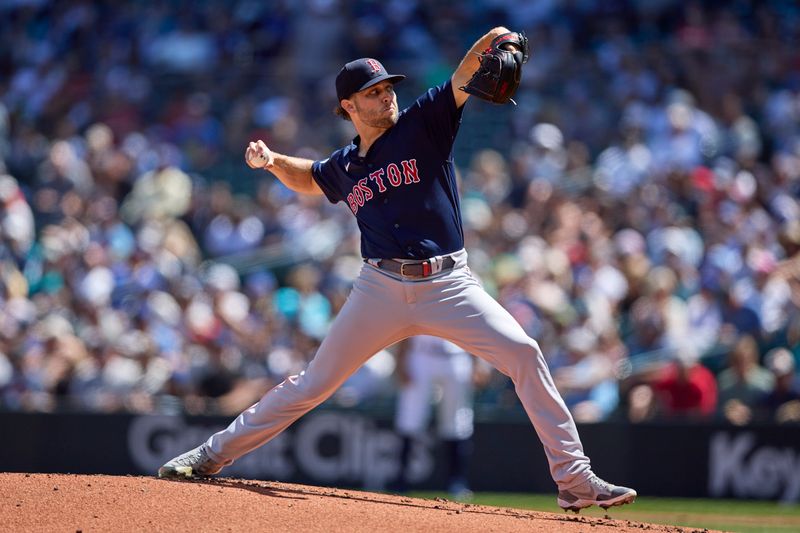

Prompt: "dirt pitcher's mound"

[2,473,704,532]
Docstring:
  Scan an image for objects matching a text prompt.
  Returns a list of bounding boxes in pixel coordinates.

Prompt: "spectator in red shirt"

[650,349,718,419]
[625,346,717,422]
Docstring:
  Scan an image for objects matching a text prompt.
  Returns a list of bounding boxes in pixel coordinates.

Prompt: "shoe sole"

[558,490,637,512]
[157,466,195,479]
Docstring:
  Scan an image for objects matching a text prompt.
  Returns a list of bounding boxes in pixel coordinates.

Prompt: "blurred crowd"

[0,0,799,426]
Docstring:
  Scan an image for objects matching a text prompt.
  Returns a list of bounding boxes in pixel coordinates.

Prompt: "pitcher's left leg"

[418,270,591,489]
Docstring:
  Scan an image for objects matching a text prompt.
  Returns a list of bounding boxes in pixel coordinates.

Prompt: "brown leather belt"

[369,255,457,279]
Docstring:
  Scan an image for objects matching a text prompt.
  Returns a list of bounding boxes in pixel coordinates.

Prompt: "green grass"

[407,492,800,533]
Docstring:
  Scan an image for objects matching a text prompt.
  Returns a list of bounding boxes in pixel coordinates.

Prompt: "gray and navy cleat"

[557,474,637,512]
[158,444,224,479]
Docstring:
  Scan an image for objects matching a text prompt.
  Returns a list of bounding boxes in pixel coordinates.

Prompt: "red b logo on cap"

[365,59,382,74]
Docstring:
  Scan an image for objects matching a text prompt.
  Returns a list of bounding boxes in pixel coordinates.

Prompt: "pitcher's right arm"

[246,140,323,195]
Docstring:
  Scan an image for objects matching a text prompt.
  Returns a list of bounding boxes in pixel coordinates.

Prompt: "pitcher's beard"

[370,115,397,128]
[355,105,398,129]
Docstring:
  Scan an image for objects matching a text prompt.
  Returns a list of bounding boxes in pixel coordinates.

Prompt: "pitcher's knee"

[504,338,547,379]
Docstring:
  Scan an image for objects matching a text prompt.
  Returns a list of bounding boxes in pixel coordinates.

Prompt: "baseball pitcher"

[159,26,636,512]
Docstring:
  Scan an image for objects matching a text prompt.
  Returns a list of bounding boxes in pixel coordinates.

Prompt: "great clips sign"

[128,412,436,490]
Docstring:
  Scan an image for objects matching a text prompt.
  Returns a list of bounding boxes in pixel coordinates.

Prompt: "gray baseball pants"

[205,249,592,489]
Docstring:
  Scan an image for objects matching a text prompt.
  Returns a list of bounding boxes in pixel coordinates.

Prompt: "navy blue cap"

[335,58,405,101]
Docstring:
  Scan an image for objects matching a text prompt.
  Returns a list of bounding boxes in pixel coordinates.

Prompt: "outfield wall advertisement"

[1,410,799,501]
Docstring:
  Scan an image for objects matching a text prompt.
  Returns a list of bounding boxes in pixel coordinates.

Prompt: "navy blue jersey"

[312,80,464,259]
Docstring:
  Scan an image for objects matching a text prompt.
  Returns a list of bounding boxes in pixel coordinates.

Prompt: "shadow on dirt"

[158,476,611,529]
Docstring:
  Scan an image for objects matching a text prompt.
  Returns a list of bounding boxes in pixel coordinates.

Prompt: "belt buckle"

[399,261,431,278]
[399,262,418,278]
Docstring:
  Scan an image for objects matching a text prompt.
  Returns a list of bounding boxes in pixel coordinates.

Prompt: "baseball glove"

[460,31,529,105]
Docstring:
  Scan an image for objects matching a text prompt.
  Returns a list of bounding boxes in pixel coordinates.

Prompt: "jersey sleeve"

[406,80,464,158]
[311,152,344,204]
